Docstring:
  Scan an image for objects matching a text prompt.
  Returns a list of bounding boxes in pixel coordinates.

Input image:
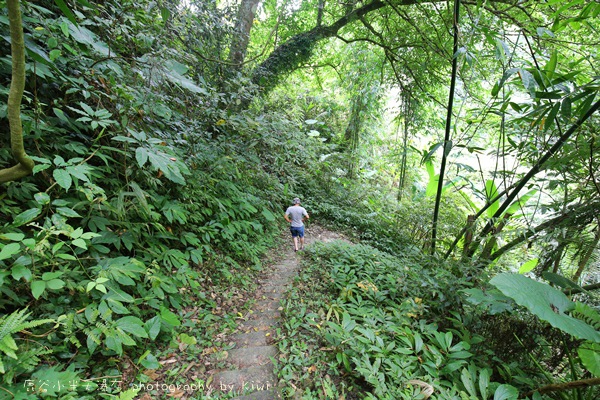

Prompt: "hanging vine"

[0,0,34,184]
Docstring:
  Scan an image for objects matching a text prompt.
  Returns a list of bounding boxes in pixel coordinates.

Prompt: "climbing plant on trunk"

[0,0,34,184]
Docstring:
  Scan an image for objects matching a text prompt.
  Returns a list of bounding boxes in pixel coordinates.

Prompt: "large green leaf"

[490,274,600,342]
[116,316,148,338]
[425,160,439,197]
[159,305,181,327]
[518,258,538,274]
[0,232,25,241]
[504,189,537,216]
[542,272,582,291]
[31,281,46,300]
[578,342,600,377]
[493,384,518,400]
[164,60,208,95]
[53,168,72,190]
[68,22,110,56]
[53,0,77,24]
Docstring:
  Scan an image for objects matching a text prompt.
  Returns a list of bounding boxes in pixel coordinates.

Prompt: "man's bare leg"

[293,236,299,251]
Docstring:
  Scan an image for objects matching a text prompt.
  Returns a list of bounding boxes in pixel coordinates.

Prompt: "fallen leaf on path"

[143,370,160,380]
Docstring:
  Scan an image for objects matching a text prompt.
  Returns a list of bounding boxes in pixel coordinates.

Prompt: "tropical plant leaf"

[542,272,582,291]
[53,0,77,25]
[493,384,518,400]
[490,273,600,342]
[578,342,600,377]
[518,258,538,274]
[12,208,42,227]
[0,243,20,261]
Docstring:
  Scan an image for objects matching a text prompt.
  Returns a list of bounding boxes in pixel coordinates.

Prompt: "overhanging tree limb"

[250,0,527,93]
[251,0,388,90]
[486,201,600,262]
[519,378,600,399]
[0,0,34,184]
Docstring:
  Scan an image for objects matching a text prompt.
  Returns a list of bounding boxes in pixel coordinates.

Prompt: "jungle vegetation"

[0,0,599,399]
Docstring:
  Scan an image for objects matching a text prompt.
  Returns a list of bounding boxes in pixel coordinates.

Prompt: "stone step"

[226,345,278,368]
[259,290,285,302]
[271,266,298,276]
[211,364,277,394]
[233,389,281,399]
[230,330,271,347]
[239,317,278,332]
[261,278,292,289]
[254,299,281,311]
[248,301,281,319]
[260,287,287,299]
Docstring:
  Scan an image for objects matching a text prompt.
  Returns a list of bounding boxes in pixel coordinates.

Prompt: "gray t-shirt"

[285,205,308,227]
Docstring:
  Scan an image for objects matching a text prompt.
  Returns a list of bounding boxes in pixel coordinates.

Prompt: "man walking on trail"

[284,197,309,252]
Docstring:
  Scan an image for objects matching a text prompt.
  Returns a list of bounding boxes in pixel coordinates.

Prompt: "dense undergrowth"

[277,240,599,399]
[278,168,600,399]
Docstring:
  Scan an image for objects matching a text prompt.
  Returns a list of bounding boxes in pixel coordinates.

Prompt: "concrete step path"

[208,226,348,399]
[208,251,299,399]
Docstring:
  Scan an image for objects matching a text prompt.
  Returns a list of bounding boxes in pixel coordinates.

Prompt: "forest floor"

[137,225,349,400]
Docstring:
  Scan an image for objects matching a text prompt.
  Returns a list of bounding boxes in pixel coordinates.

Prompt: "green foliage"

[278,241,600,399]
[490,273,600,342]
[0,308,53,380]
[276,242,543,399]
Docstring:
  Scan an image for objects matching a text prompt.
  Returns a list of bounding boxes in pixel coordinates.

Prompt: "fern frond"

[1,347,53,384]
[0,335,18,358]
[0,308,31,341]
[0,307,54,359]
[68,335,82,348]
[17,318,55,331]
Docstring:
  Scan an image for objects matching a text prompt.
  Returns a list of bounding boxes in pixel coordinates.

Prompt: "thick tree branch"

[467,99,600,260]
[519,378,600,399]
[488,201,600,262]
[564,282,600,296]
[251,0,394,90]
[251,0,527,94]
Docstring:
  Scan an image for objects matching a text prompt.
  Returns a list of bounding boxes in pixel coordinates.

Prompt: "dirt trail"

[208,225,348,399]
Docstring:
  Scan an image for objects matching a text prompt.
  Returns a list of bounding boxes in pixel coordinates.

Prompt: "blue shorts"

[290,226,304,238]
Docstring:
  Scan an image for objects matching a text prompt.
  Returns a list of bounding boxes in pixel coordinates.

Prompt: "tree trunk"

[228,0,262,73]
[479,214,512,260]
[431,0,460,255]
[462,215,476,259]
[317,0,325,27]
[344,95,364,178]
[0,0,35,184]
[398,89,412,201]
